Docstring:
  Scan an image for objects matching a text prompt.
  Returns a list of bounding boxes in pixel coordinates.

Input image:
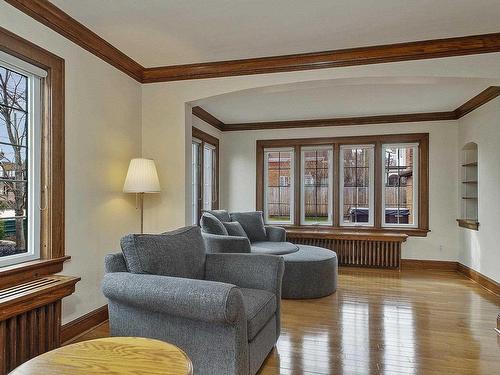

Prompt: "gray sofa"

[201,210,338,299]
[102,226,284,375]
[201,210,299,255]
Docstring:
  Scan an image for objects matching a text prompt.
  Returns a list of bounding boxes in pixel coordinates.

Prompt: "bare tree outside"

[0,66,28,256]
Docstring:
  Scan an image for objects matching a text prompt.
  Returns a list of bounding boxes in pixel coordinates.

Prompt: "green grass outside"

[268,216,329,223]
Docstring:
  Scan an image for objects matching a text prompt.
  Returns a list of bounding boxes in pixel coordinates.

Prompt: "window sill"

[456,219,479,231]
[0,256,71,289]
[281,225,429,238]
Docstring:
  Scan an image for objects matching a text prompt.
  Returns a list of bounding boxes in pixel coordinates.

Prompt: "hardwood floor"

[72,268,500,374]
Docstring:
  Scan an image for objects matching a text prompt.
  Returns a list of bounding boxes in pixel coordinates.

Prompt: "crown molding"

[4,0,144,82]
[193,86,500,132]
[454,86,500,118]
[5,0,500,83]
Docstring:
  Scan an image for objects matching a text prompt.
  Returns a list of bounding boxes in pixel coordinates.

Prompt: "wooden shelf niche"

[458,142,479,230]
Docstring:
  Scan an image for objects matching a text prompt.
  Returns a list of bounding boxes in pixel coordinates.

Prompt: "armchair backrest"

[119,226,207,279]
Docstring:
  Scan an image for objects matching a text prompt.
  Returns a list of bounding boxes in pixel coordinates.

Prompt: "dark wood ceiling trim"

[4,0,144,82]
[192,106,225,131]
[142,33,500,82]
[6,1,500,83]
[223,112,456,131]
[454,86,500,118]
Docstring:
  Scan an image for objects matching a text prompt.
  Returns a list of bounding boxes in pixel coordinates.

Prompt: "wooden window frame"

[192,127,219,222]
[256,133,429,237]
[0,26,67,288]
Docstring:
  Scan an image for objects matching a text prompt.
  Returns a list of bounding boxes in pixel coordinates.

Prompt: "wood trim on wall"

[141,33,500,82]
[192,106,224,131]
[4,0,144,82]
[0,26,67,287]
[5,1,500,83]
[456,263,500,297]
[60,305,108,344]
[191,87,500,133]
[401,259,458,271]
[256,133,429,237]
[454,86,500,118]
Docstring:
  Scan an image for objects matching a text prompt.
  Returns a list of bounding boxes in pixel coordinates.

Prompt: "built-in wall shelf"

[458,143,478,230]
[456,219,479,231]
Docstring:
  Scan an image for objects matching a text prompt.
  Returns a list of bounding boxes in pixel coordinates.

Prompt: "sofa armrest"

[202,233,251,253]
[265,226,286,242]
[205,253,284,296]
[102,273,244,324]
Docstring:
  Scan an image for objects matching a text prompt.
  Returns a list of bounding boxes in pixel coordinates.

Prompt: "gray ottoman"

[281,245,338,299]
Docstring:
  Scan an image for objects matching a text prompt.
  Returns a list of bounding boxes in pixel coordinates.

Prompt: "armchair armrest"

[202,233,251,253]
[102,273,244,324]
[205,253,284,295]
[265,226,286,242]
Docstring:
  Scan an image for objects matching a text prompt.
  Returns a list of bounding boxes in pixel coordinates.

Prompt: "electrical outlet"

[439,245,444,252]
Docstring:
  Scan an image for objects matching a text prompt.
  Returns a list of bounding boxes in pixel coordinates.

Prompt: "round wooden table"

[10,337,193,375]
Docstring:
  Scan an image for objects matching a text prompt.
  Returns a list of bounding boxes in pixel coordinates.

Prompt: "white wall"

[142,53,500,235]
[457,97,500,282]
[1,3,143,323]
[221,122,459,261]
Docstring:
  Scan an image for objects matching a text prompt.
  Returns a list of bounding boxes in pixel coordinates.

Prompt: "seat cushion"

[200,213,228,236]
[203,209,231,222]
[230,211,267,242]
[240,288,276,341]
[120,226,206,279]
[222,221,248,238]
[251,241,299,255]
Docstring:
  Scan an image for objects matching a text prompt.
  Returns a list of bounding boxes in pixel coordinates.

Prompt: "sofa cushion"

[223,221,248,238]
[251,241,299,255]
[200,213,228,235]
[230,212,267,242]
[240,288,276,341]
[120,226,206,279]
[203,209,231,222]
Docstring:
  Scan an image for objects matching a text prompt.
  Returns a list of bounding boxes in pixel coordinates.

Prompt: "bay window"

[264,148,294,224]
[340,145,374,226]
[300,146,333,225]
[257,133,428,236]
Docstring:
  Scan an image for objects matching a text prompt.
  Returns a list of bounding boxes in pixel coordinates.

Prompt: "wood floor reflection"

[74,268,500,374]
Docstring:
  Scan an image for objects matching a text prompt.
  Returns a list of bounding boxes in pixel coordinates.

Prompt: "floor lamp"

[123,158,161,233]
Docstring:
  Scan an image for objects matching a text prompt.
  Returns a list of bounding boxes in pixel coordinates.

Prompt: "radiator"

[0,275,79,374]
[288,234,404,269]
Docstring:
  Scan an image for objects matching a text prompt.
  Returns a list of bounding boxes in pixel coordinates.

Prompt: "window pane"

[0,66,29,259]
[265,150,293,223]
[203,145,216,211]
[383,145,417,226]
[341,146,373,225]
[302,147,331,225]
[191,142,200,225]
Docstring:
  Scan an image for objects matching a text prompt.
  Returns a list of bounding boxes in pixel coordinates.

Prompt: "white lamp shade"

[123,158,161,193]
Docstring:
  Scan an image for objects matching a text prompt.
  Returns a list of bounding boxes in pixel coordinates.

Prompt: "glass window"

[382,144,418,227]
[191,139,201,225]
[340,145,374,226]
[301,146,333,225]
[0,62,41,267]
[264,148,294,224]
[203,143,216,211]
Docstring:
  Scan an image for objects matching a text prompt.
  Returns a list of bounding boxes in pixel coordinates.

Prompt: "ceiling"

[51,0,500,67]
[193,77,491,123]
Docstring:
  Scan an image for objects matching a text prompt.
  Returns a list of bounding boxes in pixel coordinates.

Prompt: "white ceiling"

[51,0,500,67]
[193,77,491,123]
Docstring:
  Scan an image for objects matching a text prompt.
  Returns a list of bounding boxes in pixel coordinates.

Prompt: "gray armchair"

[102,226,284,375]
